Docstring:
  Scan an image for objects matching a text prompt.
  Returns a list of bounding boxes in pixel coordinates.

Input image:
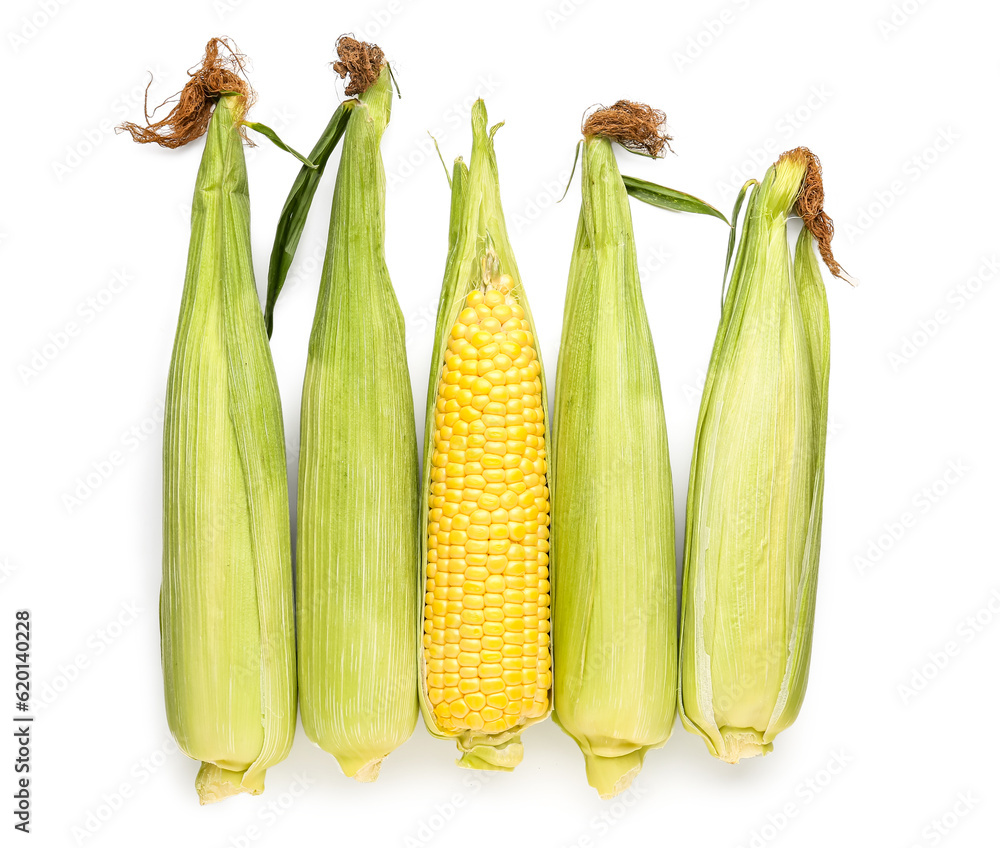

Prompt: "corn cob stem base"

[345,758,383,784]
[195,762,265,805]
[718,729,773,764]
[456,731,523,771]
[583,749,645,800]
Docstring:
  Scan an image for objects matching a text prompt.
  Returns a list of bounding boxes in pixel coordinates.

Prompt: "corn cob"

[552,103,677,798]
[285,40,419,781]
[121,39,296,803]
[419,101,551,770]
[680,147,844,763]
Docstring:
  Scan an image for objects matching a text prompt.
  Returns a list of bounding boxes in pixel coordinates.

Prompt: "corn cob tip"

[778,146,852,283]
[581,101,672,157]
[717,729,774,765]
[346,758,384,784]
[456,734,524,771]
[584,750,645,800]
[194,762,264,805]
[117,37,255,149]
[332,35,385,96]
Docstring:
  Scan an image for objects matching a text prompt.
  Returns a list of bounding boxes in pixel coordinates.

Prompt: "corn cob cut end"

[455,732,524,771]
[583,749,645,800]
[342,756,384,784]
[195,762,264,805]
[717,728,774,764]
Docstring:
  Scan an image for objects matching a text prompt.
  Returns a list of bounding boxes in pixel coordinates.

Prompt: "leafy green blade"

[621,175,729,223]
[264,100,356,336]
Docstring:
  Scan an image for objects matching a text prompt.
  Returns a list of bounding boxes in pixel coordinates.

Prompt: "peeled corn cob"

[122,39,296,803]
[680,147,844,763]
[552,103,677,799]
[419,101,551,770]
[273,39,419,781]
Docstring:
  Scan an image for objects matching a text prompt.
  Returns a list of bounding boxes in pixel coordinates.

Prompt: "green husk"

[551,129,677,799]
[295,59,419,781]
[418,100,551,771]
[679,148,833,763]
[159,92,296,803]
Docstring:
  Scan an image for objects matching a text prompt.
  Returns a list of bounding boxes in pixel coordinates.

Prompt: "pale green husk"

[679,153,830,763]
[418,100,551,771]
[160,95,296,804]
[552,135,677,799]
[296,65,419,780]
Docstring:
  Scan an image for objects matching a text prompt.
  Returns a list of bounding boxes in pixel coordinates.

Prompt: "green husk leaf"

[264,100,356,336]
[721,179,757,306]
[295,64,419,781]
[160,95,296,803]
[551,135,677,799]
[679,152,830,764]
[242,120,318,168]
[622,175,729,223]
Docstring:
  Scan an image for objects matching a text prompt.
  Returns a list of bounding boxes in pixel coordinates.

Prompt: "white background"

[3,0,997,845]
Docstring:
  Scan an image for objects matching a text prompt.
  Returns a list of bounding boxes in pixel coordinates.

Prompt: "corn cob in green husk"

[552,103,678,799]
[122,39,296,803]
[267,39,419,781]
[680,147,846,763]
[419,100,552,771]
